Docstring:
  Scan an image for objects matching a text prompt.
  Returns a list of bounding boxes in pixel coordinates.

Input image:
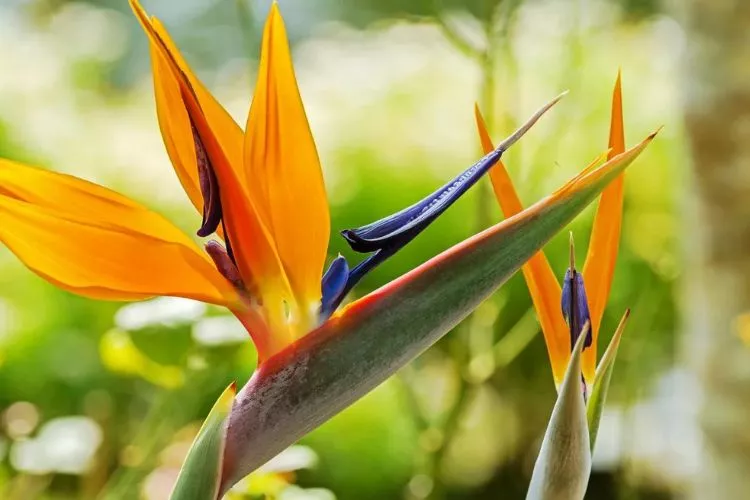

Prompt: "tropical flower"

[0,0,555,366]
[475,73,631,388]
[0,0,658,493]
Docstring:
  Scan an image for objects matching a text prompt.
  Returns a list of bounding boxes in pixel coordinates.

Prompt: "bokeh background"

[1,0,747,499]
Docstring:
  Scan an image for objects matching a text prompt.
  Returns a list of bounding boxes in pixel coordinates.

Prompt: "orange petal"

[150,17,245,187]
[146,11,249,241]
[0,159,189,244]
[582,72,626,381]
[130,0,291,303]
[152,51,228,240]
[144,8,247,219]
[475,106,569,385]
[475,104,525,215]
[0,162,238,306]
[243,3,330,321]
[150,42,202,213]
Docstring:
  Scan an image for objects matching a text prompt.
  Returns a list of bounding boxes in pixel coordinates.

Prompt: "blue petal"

[319,249,397,320]
[561,269,592,350]
[341,92,566,255]
[322,93,566,320]
[320,255,350,319]
[341,148,502,253]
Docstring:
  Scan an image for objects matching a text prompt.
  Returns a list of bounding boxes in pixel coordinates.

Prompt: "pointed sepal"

[526,328,591,500]
[586,309,629,453]
[582,71,627,381]
[170,383,235,500]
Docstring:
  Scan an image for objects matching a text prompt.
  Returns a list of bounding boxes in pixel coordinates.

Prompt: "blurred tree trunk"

[680,0,750,498]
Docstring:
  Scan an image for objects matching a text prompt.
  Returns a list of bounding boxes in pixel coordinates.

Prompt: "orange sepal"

[149,42,202,213]
[244,3,330,323]
[582,72,626,381]
[145,9,245,215]
[0,161,238,306]
[475,106,570,385]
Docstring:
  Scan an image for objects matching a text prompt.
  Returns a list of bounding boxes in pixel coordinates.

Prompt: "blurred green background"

[0,0,692,498]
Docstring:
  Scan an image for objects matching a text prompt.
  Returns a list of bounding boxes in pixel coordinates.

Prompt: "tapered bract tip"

[495,91,566,153]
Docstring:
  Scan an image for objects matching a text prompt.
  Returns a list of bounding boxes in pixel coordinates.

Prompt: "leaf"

[170,383,235,500]
[99,329,184,389]
[218,131,658,494]
[129,325,193,366]
[586,309,630,452]
[526,328,591,500]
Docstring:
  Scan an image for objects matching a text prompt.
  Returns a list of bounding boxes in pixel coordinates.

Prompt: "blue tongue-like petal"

[341,147,502,253]
[341,92,566,255]
[320,92,566,320]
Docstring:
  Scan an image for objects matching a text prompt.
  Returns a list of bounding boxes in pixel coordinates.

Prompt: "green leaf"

[526,328,591,500]
[218,131,658,495]
[170,383,235,500]
[586,309,630,452]
[129,324,193,366]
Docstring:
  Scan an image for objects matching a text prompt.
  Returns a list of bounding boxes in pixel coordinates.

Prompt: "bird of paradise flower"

[0,1,658,496]
[476,75,650,458]
[472,77,651,499]
[0,0,559,366]
[476,73,635,389]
